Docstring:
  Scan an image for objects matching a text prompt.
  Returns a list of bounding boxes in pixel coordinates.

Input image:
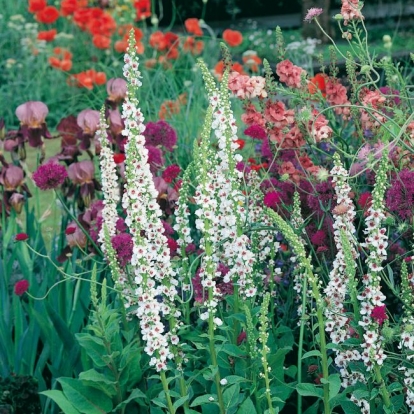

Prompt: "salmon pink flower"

[66,222,87,248]
[14,280,29,296]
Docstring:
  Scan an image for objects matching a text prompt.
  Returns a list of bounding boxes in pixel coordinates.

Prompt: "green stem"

[374,365,391,408]
[160,371,175,414]
[208,313,225,414]
[296,271,308,414]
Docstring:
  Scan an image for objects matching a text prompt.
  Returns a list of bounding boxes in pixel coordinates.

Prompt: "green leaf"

[326,374,341,400]
[114,388,148,410]
[79,369,117,397]
[190,394,217,407]
[351,388,369,400]
[75,334,107,368]
[237,397,257,414]
[340,400,361,413]
[220,344,246,357]
[173,395,190,410]
[301,350,322,360]
[223,384,240,409]
[225,375,250,385]
[296,383,324,399]
[40,390,81,414]
[58,378,113,414]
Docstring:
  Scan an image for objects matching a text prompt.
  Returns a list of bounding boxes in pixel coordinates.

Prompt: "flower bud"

[360,65,371,74]
[382,35,391,43]
[334,14,343,20]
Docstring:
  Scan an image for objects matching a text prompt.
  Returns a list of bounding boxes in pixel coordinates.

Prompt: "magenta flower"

[304,8,323,23]
[162,164,181,183]
[143,120,177,152]
[386,170,414,220]
[15,233,29,242]
[111,233,133,266]
[14,279,29,296]
[264,191,282,208]
[244,124,267,140]
[146,145,165,172]
[371,305,387,326]
[32,163,67,190]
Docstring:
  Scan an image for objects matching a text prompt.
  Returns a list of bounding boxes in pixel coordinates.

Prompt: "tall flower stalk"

[120,31,180,377]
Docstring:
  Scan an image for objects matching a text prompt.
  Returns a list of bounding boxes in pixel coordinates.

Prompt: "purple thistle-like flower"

[304,7,323,23]
[143,120,177,152]
[244,124,267,140]
[111,233,133,267]
[32,163,68,190]
[386,169,414,220]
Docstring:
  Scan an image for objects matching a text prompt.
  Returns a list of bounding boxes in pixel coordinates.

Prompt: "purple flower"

[386,169,414,220]
[0,165,24,191]
[143,120,177,152]
[264,191,282,208]
[244,124,267,140]
[16,101,48,128]
[106,78,127,104]
[146,145,165,171]
[111,233,133,267]
[304,8,323,23]
[32,163,67,190]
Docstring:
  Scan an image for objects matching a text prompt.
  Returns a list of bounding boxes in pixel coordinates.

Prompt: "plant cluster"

[1,0,414,413]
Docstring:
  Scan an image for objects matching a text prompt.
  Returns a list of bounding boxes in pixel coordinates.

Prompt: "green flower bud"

[360,65,371,74]
[381,326,394,343]
[334,14,344,20]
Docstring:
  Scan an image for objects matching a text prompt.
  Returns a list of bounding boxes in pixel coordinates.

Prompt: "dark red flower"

[358,191,372,209]
[264,191,281,208]
[235,139,245,150]
[371,305,387,325]
[14,280,29,296]
[15,233,29,242]
[32,163,68,190]
[113,153,126,164]
[244,124,267,140]
[237,331,247,345]
[162,164,181,183]
[65,227,76,235]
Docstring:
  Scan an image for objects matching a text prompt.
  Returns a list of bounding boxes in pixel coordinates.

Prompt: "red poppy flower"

[134,0,151,20]
[222,29,243,47]
[36,6,60,24]
[29,0,47,13]
[308,73,327,97]
[92,35,111,49]
[185,18,203,36]
[37,29,57,42]
[235,139,245,150]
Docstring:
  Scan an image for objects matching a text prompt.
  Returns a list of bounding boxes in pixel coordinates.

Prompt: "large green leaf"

[223,384,241,410]
[113,388,148,410]
[58,377,113,414]
[79,369,117,397]
[40,390,81,414]
[76,334,107,367]
[237,397,257,414]
[296,383,324,399]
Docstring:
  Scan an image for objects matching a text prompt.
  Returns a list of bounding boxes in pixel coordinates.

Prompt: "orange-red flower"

[214,61,245,79]
[134,0,151,20]
[36,6,60,24]
[149,31,167,51]
[222,29,243,47]
[92,34,111,49]
[37,29,57,42]
[60,0,88,16]
[308,73,327,97]
[185,18,203,36]
[183,36,204,55]
[29,0,46,13]
[68,70,106,89]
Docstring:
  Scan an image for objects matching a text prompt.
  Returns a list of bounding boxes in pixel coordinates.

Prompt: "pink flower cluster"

[276,59,306,89]
[325,78,351,119]
[228,71,267,99]
[360,89,386,131]
[341,0,364,25]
